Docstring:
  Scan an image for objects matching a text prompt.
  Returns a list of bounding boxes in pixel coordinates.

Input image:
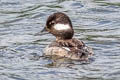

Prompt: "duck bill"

[41,27,47,32]
[34,27,48,36]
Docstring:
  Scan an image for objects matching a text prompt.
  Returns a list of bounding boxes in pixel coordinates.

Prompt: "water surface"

[0,0,120,80]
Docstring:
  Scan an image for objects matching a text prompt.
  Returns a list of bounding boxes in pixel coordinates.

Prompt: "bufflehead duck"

[41,12,93,60]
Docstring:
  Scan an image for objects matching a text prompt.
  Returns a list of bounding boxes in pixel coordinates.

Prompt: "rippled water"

[0,0,120,80]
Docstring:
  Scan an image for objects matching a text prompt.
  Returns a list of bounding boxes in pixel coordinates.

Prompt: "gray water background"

[0,0,120,80]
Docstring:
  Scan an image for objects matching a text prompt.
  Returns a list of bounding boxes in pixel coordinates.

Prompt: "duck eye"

[49,21,55,25]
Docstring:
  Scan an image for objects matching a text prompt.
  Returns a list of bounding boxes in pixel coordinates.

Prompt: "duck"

[41,12,93,60]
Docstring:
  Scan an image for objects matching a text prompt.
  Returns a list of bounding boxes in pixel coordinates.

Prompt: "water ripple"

[0,0,120,80]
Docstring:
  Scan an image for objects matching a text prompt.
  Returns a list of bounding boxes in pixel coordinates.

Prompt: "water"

[0,0,120,80]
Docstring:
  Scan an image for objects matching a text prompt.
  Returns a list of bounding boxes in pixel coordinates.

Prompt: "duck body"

[41,12,93,60]
[44,38,93,60]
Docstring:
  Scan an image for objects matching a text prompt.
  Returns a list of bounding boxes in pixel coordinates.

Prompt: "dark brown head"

[41,12,74,40]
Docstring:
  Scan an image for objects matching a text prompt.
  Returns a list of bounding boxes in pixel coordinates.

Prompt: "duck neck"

[56,36,72,41]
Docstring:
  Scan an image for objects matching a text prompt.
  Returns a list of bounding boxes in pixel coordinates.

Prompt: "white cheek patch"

[54,24,71,30]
